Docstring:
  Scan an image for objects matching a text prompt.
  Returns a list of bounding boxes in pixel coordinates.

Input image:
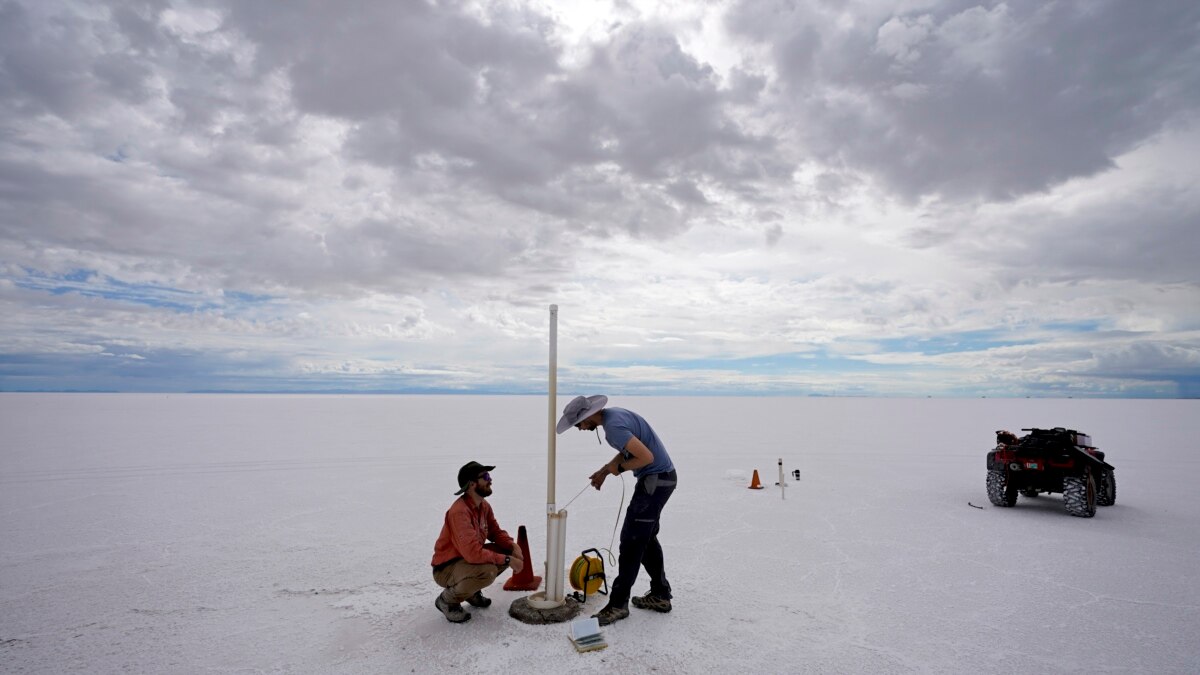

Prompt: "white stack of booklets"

[568,616,607,653]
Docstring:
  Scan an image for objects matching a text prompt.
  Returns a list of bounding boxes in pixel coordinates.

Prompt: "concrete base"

[508,594,584,624]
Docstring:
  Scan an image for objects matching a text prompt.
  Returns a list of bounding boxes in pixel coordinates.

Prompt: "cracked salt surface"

[2,394,1198,673]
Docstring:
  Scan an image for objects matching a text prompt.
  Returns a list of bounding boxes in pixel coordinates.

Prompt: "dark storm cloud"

[0,1,101,117]
[968,184,1200,286]
[0,0,774,292]
[0,0,553,296]
[728,0,1200,202]
[218,2,772,236]
[0,0,176,118]
[1,0,1197,396]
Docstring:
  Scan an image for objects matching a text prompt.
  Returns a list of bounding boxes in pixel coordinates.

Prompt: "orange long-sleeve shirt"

[431,495,515,567]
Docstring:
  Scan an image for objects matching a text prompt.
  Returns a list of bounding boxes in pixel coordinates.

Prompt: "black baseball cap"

[454,461,496,495]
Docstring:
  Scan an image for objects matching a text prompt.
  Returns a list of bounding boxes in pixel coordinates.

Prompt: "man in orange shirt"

[430,461,525,623]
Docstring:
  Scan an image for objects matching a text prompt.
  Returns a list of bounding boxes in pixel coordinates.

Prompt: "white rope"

[560,481,592,511]
[559,474,626,569]
[602,474,626,567]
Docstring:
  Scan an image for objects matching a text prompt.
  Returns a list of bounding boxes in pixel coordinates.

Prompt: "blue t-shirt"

[602,407,674,477]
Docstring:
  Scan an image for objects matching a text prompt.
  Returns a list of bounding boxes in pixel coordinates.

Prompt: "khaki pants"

[433,544,510,604]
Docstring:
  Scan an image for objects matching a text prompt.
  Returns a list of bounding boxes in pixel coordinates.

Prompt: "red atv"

[986,428,1116,517]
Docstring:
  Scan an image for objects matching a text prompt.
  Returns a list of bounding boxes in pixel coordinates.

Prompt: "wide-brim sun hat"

[556,395,607,434]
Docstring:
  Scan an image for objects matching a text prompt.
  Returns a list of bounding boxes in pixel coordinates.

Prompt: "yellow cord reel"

[568,549,606,596]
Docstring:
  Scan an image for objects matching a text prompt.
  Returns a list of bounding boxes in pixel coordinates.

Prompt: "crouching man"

[430,461,524,623]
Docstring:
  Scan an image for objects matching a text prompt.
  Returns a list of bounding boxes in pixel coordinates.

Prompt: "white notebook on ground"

[568,617,607,651]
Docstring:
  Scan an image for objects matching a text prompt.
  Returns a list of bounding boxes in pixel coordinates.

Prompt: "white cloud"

[875,14,934,66]
[1,0,1198,396]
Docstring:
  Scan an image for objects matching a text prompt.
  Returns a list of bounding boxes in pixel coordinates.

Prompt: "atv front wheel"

[987,469,1017,507]
[1063,470,1097,517]
[1096,470,1116,506]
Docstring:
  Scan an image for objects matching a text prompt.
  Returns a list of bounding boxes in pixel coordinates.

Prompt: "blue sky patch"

[581,349,910,375]
[12,268,271,313]
[873,330,1038,356]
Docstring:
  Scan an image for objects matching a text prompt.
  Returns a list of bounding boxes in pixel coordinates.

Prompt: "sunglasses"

[476,472,492,483]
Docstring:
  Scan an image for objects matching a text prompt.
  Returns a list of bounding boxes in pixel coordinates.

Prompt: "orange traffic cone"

[748,469,765,490]
[503,525,543,591]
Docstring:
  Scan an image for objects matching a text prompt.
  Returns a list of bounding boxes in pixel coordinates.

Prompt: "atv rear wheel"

[987,469,1017,507]
[1063,469,1097,517]
[1096,470,1116,506]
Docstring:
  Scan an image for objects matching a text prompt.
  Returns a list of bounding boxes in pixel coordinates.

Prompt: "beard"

[475,484,493,498]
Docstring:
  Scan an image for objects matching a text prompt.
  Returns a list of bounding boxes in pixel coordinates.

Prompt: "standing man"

[430,461,525,623]
[557,395,677,626]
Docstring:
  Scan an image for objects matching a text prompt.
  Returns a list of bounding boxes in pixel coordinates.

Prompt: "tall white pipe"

[547,305,557,512]
[525,305,567,611]
[544,304,566,606]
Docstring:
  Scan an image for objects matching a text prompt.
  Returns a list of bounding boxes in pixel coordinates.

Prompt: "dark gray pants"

[609,470,676,607]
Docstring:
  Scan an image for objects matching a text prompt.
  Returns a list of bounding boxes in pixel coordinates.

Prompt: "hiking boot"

[592,604,629,626]
[465,590,492,608]
[631,591,672,613]
[435,593,471,623]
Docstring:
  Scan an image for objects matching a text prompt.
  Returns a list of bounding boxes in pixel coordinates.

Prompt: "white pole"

[544,305,566,606]
[525,305,567,611]
[547,304,557,513]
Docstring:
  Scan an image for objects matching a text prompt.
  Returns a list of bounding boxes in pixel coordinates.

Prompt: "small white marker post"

[778,457,786,500]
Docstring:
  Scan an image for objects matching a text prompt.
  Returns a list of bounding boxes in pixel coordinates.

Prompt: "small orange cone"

[748,469,765,490]
[503,525,543,591]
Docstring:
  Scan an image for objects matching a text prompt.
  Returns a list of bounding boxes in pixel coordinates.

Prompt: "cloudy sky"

[1,0,1198,397]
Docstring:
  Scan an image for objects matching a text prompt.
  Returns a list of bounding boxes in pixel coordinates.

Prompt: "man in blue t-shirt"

[557,395,677,626]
